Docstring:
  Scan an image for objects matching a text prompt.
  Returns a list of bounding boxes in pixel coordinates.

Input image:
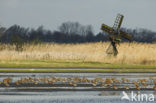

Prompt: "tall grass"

[0,42,156,65]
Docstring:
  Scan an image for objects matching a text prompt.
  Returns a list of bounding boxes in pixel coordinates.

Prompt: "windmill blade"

[106,41,118,56]
[101,24,114,34]
[120,30,132,41]
[113,14,124,31]
[101,24,132,41]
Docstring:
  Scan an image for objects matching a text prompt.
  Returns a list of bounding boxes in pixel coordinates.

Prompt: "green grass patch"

[0,60,156,70]
[0,69,156,73]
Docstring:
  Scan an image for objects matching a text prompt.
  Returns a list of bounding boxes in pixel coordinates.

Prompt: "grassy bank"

[0,60,156,69]
[0,69,156,73]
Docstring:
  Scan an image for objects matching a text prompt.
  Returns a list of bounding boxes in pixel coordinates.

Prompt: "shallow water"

[0,73,156,103]
[0,91,156,103]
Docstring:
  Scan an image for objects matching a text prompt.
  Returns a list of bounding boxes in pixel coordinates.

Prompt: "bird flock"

[0,76,156,90]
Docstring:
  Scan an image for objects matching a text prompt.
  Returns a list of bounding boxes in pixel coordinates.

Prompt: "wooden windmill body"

[101,14,132,56]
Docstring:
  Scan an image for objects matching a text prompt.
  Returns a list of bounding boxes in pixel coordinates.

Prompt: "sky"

[0,0,156,33]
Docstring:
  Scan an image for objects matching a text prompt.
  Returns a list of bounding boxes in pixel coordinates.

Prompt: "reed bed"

[0,42,156,65]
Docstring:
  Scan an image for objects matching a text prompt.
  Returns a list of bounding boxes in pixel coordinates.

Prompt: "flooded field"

[0,72,156,103]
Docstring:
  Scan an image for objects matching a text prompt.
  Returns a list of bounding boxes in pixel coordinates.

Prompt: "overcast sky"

[0,0,156,33]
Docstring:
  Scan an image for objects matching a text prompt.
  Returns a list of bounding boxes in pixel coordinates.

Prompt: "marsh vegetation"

[0,42,156,69]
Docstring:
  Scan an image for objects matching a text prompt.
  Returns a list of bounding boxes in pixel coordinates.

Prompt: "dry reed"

[0,42,156,65]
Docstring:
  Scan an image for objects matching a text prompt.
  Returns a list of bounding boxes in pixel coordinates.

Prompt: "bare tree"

[58,21,94,36]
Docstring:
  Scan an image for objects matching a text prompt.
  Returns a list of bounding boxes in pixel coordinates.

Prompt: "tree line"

[0,21,156,44]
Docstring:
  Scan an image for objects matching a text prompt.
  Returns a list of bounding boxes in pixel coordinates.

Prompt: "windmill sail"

[101,24,132,41]
[113,14,124,31]
[101,14,132,56]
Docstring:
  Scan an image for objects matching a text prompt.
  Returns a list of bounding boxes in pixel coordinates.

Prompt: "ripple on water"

[0,91,156,103]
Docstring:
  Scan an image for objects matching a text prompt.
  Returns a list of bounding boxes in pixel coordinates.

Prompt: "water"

[0,73,156,103]
[0,91,156,103]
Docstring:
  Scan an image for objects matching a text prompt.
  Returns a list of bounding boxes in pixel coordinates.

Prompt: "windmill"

[101,14,132,56]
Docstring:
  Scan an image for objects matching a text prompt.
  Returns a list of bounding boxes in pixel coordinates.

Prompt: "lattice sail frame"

[113,14,124,31]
